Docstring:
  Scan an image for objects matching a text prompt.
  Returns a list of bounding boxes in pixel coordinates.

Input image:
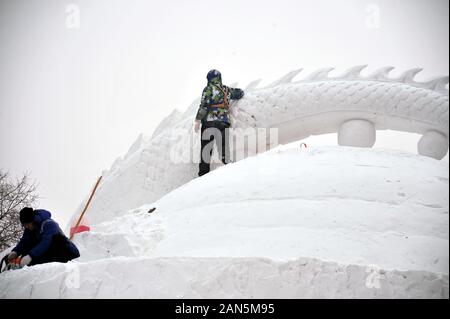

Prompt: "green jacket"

[195,76,244,124]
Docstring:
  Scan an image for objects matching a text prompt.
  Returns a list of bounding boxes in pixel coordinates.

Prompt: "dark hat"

[19,207,35,225]
[207,69,221,82]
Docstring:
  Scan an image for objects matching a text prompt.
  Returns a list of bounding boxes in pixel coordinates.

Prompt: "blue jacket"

[12,209,79,260]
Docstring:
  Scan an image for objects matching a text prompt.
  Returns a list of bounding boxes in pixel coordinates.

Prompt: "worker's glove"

[7,251,18,261]
[235,89,244,99]
[20,255,32,267]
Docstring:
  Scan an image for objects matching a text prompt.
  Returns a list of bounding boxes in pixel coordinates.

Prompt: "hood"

[33,209,52,225]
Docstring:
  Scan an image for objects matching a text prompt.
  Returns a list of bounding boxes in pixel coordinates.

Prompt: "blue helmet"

[207,69,221,82]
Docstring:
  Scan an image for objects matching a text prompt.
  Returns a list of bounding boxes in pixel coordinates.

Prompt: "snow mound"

[0,257,447,299]
[1,146,448,298]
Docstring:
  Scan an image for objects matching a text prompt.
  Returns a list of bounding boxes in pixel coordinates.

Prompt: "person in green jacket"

[194,69,244,176]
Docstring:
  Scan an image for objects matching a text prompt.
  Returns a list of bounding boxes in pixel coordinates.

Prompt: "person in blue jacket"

[6,207,80,267]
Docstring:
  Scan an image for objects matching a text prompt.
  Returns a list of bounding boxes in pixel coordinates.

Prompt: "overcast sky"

[0,0,448,228]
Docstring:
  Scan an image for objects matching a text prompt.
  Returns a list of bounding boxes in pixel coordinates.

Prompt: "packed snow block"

[338,119,376,147]
[0,257,447,298]
[418,130,449,160]
[0,263,68,299]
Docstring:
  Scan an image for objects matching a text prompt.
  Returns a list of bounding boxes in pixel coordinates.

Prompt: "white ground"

[0,146,448,298]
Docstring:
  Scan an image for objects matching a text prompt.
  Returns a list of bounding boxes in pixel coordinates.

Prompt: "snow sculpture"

[232,65,449,160]
[71,66,449,225]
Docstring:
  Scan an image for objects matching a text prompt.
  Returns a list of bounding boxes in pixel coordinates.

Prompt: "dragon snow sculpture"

[235,65,448,160]
[72,65,449,225]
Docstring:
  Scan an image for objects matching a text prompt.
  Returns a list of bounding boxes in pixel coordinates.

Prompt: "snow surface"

[0,257,447,298]
[0,146,448,298]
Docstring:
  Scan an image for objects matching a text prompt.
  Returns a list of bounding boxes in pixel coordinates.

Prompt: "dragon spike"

[335,65,368,79]
[396,68,423,83]
[244,79,262,91]
[303,67,335,81]
[266,69,303,87]
[368,66,395,80]
[421,76,449,93]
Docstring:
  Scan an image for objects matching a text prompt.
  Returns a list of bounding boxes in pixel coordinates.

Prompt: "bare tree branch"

[0,171,39,251]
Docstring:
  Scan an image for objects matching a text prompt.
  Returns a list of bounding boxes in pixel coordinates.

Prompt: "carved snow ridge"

[250,65,449,95]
